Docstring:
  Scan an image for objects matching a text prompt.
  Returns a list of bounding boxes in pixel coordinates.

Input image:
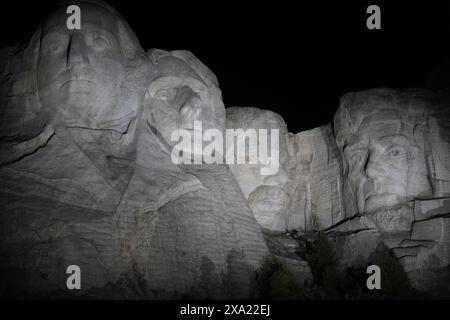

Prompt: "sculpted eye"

[387,146,406,158]
[349,150,366,164]
[154,89,170,100]
[90,35,110,51]
[46,40,62,54]
[351,153,363,163]
[188,97,202,108]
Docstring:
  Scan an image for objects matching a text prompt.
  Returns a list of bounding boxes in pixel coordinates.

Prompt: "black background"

[1,0,449,132]
[0,300,440,318]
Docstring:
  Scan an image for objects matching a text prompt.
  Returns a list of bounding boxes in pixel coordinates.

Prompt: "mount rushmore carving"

[0,0,449,298]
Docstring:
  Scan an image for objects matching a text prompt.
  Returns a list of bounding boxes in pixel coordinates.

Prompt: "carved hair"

[334,87,450,196]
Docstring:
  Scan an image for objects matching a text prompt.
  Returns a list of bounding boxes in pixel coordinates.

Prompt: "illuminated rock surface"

[332,88,450,293]
[0,1,449,299]
[0,0,268,299]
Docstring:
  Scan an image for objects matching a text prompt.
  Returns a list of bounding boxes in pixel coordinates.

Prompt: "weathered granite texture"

[0,0,268,299]
[144,52,268,299]
[226,107,290,232]
[0,0,449,299]
[226,109,349,233]
[331,88,450,292]
[286,124,350,232]
[263,231,313,288]
[146,49,226,149]
[227,88,449,294]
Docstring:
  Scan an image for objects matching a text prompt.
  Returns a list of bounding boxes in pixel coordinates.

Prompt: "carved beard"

[365,203,414,233]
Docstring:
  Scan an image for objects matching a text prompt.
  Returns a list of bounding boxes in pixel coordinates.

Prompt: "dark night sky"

[1,0,449,133]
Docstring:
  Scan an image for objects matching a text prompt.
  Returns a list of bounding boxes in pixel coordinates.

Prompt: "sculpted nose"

[180,99,202,123]
[364,152,383,180]
[66,34,89,68]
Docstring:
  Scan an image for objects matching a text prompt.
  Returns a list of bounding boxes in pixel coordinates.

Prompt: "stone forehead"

[334,88,433,146]
[146,54,213,109]
[148,50,219,89]
[152,55,204,84]
[43,0,143,56]
[170,50,219,88]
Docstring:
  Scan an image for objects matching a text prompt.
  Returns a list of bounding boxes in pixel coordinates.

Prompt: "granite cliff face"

[286,124,350,232]
[226,89,449,295]
[0,0,268,299]
[331,88,450,292]
[1,0,449,300]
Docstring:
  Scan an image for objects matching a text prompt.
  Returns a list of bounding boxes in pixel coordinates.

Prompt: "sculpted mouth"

[364,193,399,213]
[249,185,289,206]
[365,193,393,201]
[60,79,95,89]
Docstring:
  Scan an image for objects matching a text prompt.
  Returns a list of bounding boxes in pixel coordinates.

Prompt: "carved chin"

[362,193,401,214]
[252,209,287,231]
[250,200,286,215]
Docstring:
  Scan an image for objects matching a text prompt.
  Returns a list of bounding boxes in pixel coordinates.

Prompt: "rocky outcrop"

[226,107,291,232]
[1,0,449,300]
[227,88,449,295]
[330,88,450,293]
[0,0,268,299]
[286,124,351,232]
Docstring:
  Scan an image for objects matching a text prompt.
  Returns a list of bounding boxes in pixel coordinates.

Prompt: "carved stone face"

[335,89,433,231]
[227,108,290,231]
[147,79,218,146]
[37,3,126,125]
[344,117,418,214]
[146,53,225,149]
